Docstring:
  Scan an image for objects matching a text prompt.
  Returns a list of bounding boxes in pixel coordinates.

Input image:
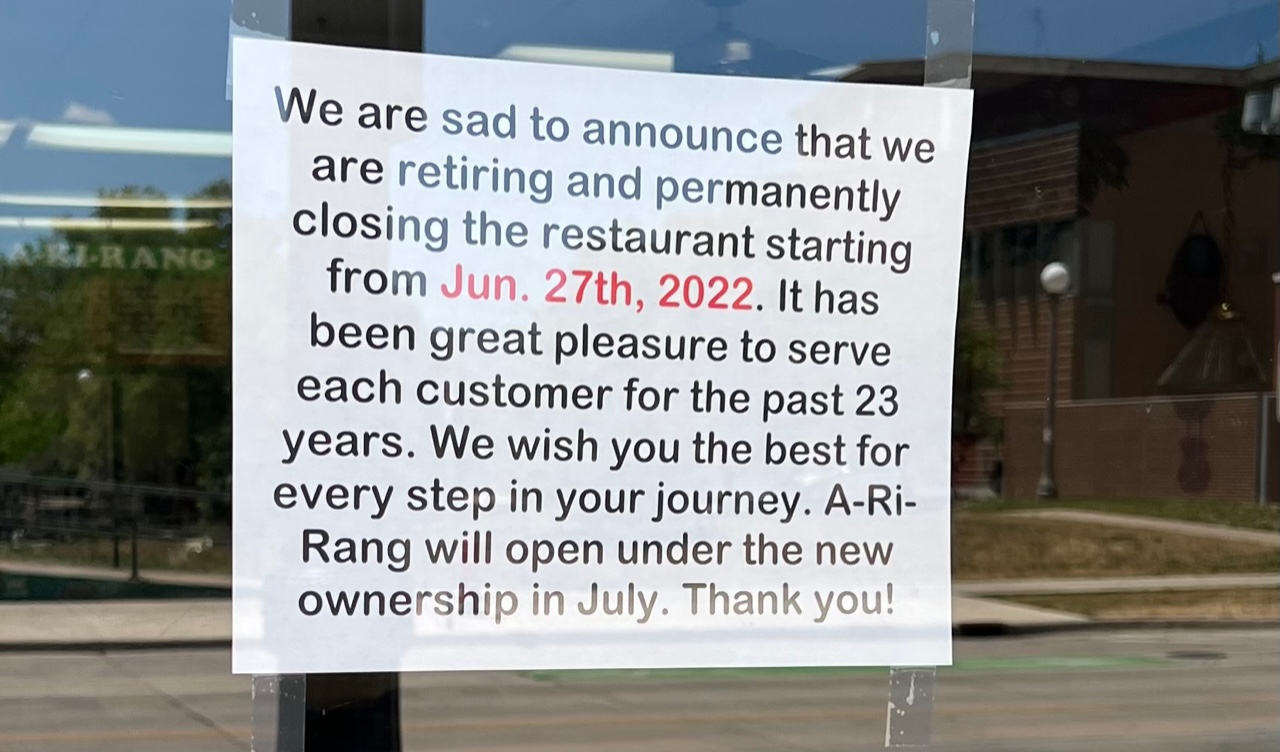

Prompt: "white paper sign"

[232,37,972,674]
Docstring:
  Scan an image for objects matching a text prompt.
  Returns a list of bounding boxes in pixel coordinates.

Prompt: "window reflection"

[1,1,233,578]
[0,2,1276,751]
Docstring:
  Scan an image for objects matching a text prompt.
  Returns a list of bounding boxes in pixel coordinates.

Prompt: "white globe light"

[76,368,94,383]
[1040,262,1071,295]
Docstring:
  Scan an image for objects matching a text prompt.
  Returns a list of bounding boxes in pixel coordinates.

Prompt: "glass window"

[1,2,1276,751]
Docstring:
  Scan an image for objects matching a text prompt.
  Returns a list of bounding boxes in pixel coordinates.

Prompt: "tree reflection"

[0,181,230,500]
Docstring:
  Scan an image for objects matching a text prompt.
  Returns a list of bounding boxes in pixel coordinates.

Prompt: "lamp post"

[77,367,131,575]
[1037,262,1071,500]
[1273,272,1279,424]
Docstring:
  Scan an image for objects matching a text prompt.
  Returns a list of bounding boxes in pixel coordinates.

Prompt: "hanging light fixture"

[1156,302,1269,394]
[1155,113,1271,396]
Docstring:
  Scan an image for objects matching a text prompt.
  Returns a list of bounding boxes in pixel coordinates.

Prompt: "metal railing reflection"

[0,469,230,584]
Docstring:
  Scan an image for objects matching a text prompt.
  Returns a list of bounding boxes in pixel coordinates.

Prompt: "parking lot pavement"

[0,628,1275,752]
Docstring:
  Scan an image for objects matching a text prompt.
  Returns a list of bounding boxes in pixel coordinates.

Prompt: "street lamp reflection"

[1037,262,1071,500]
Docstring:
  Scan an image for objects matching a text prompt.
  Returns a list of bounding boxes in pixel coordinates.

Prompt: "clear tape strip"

[235,1,301,747]
[251,674,306,752]
[228,0,291,99]
[891,2,972,746]
[885,667,939,747]
[925,0,976,89]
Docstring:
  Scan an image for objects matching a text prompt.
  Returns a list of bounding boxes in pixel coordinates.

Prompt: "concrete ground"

[1005,509,1280,547]
[0,628,1274,751]
[958,572,1280,596]
[1,510,1275,749]
[0,594,1091,650]
[14,501,1280,648]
